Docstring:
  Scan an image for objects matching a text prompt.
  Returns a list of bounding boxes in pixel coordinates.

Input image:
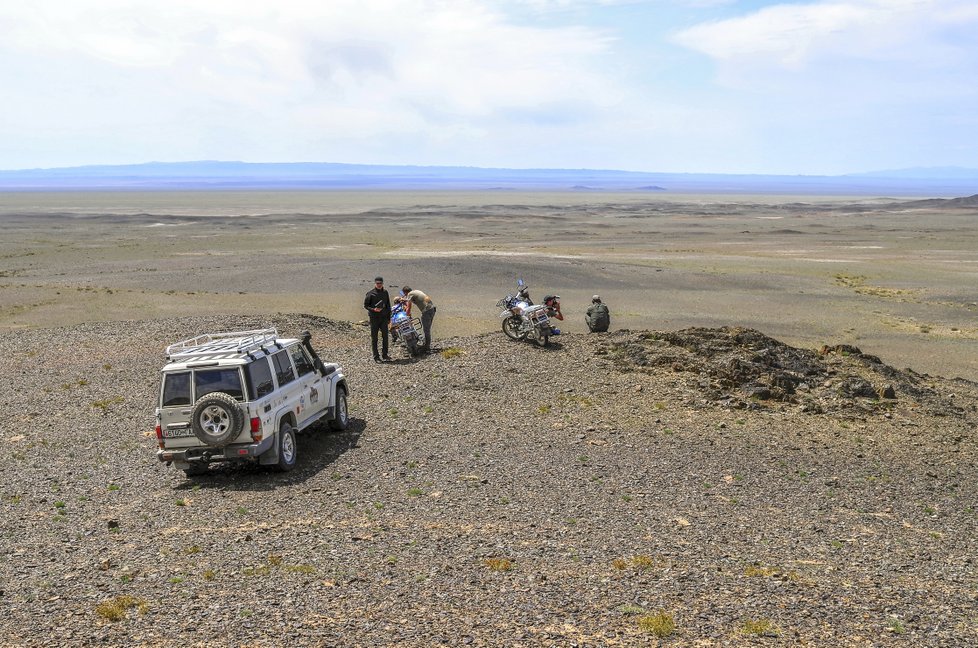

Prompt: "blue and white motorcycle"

[390,300,425,356]
[496,278,552,347]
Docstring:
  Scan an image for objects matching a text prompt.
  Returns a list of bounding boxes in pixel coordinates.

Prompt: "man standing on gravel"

[400,285,436,354]
[586,295,610,332]
[364,276,392,362]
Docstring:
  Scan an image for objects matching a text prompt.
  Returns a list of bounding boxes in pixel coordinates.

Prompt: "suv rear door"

[159,367,247,447]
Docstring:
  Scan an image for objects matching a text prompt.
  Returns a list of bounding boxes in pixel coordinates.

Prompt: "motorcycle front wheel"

[502,316,525,340]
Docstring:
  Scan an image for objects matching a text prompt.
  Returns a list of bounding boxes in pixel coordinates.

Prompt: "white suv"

[155,328,349,477]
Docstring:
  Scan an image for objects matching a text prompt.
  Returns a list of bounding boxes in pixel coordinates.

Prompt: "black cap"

[374,276,383,282]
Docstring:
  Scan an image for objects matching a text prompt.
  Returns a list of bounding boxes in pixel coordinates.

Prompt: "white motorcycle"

[390,300,424,356]
[496,278,552,347]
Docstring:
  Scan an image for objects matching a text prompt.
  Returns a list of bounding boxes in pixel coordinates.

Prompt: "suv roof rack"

[165,328,280,360]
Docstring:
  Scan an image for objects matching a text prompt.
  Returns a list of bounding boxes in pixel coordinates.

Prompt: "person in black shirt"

[364,276,392,362]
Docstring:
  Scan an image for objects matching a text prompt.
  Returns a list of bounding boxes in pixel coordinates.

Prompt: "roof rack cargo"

[165,328,279,360]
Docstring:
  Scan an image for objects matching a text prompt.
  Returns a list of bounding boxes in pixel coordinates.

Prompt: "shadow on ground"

[175,417,366,491]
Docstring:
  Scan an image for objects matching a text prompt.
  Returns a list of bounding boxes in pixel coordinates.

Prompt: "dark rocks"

[747,386,772,400]
[608,327,934,414]
[878,384,897,399]
[820,344,862,356]
[838,377,878,399]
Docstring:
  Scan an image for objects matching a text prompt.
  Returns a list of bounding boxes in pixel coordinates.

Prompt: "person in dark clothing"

[586,295,610,332]
[364,276,392,362]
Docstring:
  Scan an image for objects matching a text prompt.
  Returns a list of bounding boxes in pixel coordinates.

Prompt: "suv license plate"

[163,428,195,438]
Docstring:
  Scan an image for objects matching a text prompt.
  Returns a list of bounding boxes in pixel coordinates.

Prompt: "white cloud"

[0,0,975,173]
[0,0,620,167]
[674,0,978,72]
[666,0,978,173]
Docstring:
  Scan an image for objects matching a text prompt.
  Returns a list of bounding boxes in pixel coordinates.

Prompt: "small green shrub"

[744,565,778,577]
[286,564,316,575]
[483,557,513,571]
[242,565,271,577]
[740,619,780,636]
[92,396,124,411]
[637,611,676,637]
[441,347,464,359]
[95,595,148,621]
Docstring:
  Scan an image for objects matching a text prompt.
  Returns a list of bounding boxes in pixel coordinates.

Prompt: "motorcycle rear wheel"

[502,316,525,340]
[534,333,549,347]
[405,336,421,356]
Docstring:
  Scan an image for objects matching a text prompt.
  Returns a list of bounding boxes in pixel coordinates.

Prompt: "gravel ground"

[1,314,976,646]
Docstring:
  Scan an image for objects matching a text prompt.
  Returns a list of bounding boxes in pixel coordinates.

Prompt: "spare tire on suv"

[190,392,245,447]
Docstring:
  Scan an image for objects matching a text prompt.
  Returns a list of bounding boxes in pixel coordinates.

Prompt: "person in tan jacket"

[400,285,436,353]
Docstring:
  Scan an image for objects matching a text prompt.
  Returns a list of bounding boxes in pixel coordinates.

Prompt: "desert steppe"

[1,191,977,646]
[0,190,976,379]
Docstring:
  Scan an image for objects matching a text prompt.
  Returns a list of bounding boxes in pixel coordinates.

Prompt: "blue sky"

[1,0,975,174]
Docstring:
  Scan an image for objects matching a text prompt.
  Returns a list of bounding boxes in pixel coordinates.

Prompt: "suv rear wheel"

[190,392,244,447]
[274,423,297,472]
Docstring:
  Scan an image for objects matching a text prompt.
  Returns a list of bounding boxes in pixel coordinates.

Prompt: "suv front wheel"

[329,388,349,431]
[190,392,244,447]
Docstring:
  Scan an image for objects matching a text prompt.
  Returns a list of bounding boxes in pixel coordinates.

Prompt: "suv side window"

[289,344,315,377]
[162,372,191,406]
[272,350,296,387]
[244,357,275,400]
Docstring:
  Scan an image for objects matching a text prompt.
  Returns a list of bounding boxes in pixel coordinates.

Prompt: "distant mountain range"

[1,161,976,196]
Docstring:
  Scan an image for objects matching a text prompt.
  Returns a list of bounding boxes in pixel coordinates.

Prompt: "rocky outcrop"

[602,327,942,414]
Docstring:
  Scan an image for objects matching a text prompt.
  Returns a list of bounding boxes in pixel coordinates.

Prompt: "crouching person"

[586,295,610,332]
